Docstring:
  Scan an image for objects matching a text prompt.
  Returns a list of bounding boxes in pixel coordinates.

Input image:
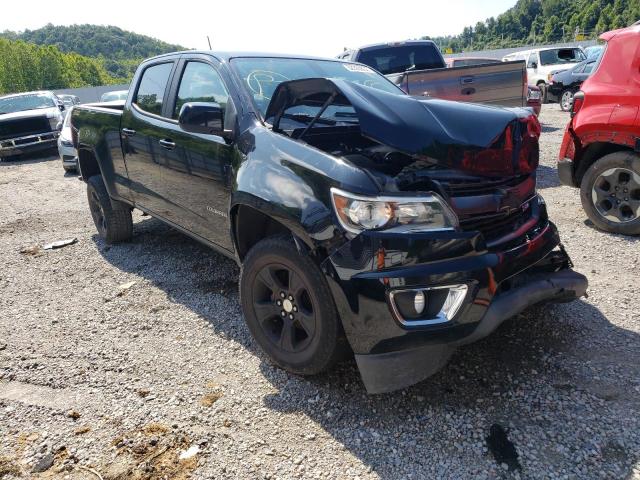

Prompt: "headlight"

[330,188,458,234]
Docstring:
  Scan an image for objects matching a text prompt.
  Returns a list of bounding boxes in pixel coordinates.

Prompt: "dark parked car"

[547,59,597,111]
[0,91,64,160]
[71,52,587,393]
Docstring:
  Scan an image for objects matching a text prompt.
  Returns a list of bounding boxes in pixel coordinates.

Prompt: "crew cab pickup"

[339,41,528,108]
[72,51,587,393]
[558,24,640,235]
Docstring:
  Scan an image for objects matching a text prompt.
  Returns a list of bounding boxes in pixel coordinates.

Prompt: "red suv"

[558,24,640,235]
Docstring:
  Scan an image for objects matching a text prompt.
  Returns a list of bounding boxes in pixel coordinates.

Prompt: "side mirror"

[530,62,538,69]
[178,102,233,139]
[58,103,65,112]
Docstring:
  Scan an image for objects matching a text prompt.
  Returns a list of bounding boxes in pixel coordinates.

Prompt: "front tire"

[560,89,574,111]
[86,175,133,243]
[580,152,640,235]
[240,235,345,375]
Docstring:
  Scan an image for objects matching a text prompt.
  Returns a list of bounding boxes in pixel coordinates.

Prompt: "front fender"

[231,127,379,256]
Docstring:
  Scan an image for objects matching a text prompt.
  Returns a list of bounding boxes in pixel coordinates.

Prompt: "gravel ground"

[1,104,639,480]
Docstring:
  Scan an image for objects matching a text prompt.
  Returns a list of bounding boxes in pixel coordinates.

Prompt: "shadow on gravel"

[0,149,58,167]
[536,164,562,189]
[95,216,640,478]
[258,299,640,478]
[541,124,562,134]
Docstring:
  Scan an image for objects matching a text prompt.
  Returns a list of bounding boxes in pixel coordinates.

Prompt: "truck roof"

[144,50,345,63]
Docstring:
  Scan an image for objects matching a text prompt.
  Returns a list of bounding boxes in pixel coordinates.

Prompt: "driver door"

[155,56,236,251]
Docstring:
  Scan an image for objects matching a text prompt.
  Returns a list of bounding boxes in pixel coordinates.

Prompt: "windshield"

[0,93,56,114]
[230,57,403,118]
[539,48,586,65]
[357,44,445,74]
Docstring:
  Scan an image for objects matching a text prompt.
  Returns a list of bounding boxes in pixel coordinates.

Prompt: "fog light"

[414,291,425,315]
[441,285,468,320]
[389,284,468,326]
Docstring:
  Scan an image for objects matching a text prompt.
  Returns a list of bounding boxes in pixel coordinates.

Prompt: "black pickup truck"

[71,51,587,393]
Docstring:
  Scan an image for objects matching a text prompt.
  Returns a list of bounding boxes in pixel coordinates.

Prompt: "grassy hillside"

[0,38,120,95]
[429,0,640,52]
[0,24,186,78]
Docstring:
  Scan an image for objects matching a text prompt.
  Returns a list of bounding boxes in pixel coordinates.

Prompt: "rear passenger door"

[156,55,236,251]
[121,59,177,216]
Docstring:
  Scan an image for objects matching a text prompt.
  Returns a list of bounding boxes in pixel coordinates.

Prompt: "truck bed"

[388,60,527,108]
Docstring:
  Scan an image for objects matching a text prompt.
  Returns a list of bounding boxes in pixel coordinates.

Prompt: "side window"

[134,62,173,116]
[173,62,229,119]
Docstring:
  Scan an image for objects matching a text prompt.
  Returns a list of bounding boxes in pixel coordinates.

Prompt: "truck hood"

[0,107,61,122]
[265,78,527,151]
[265,77,538,176]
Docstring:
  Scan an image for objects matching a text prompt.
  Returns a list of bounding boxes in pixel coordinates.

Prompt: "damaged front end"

[266,78,542,247]
[264,78,586,393]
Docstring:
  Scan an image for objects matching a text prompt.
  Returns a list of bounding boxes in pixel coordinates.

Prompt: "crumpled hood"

[265,77,532,157]
[0,107,61,122]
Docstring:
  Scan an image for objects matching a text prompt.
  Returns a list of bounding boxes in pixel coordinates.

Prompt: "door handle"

[121,128,136,137]
[460,76,474,85]
[159,139,176,150]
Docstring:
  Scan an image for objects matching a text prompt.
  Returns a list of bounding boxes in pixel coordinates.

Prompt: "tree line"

[0,38,121,95]
[1,24,185,79]
[428,0,640,52]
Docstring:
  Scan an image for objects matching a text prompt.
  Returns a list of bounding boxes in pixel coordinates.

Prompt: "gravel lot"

[1,105,639,480]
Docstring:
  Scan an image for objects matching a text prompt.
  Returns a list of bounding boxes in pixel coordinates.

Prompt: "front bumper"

[322,199,587,393]
[0,131,59,158]
[57,140,78,169]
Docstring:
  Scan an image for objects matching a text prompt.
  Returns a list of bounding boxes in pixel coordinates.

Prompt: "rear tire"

[580,151,640,235]
[538,82,549,104]
[240,234,347,375]
[560,89,574,111]
[86,175,133,243]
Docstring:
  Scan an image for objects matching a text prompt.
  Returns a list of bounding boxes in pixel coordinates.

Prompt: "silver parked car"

[57,106,77,172]
[100,90,128,102]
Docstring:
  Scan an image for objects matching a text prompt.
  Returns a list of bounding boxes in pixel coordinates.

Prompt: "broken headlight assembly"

[330,187,458,234]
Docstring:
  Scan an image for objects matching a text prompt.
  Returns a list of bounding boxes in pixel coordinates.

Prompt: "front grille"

[0,116,51,141]
[460,205,532,243]
[442,174,531,197]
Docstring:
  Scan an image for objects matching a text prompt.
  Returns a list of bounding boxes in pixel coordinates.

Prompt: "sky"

[1,0,516,56]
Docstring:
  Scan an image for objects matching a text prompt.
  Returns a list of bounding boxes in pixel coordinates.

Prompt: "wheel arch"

[231,203,317,263]
[575,141,634,184]
[77,147,102,181]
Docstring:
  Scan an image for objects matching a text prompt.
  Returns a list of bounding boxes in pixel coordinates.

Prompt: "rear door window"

[134,62,174,116]
[357,44,445,74]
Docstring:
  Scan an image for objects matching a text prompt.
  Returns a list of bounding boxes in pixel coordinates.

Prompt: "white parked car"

[100,90,128,102]
[503,47,586,102]
[57,106,77,172]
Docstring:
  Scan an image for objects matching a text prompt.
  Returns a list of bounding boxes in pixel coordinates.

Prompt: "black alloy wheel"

[240,235,346,375]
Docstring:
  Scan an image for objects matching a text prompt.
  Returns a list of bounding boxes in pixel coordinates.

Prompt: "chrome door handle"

[159,139,176,150]
[121,128,136,136]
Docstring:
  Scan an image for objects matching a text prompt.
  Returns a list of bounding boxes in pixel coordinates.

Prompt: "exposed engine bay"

[265,77,543,247]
